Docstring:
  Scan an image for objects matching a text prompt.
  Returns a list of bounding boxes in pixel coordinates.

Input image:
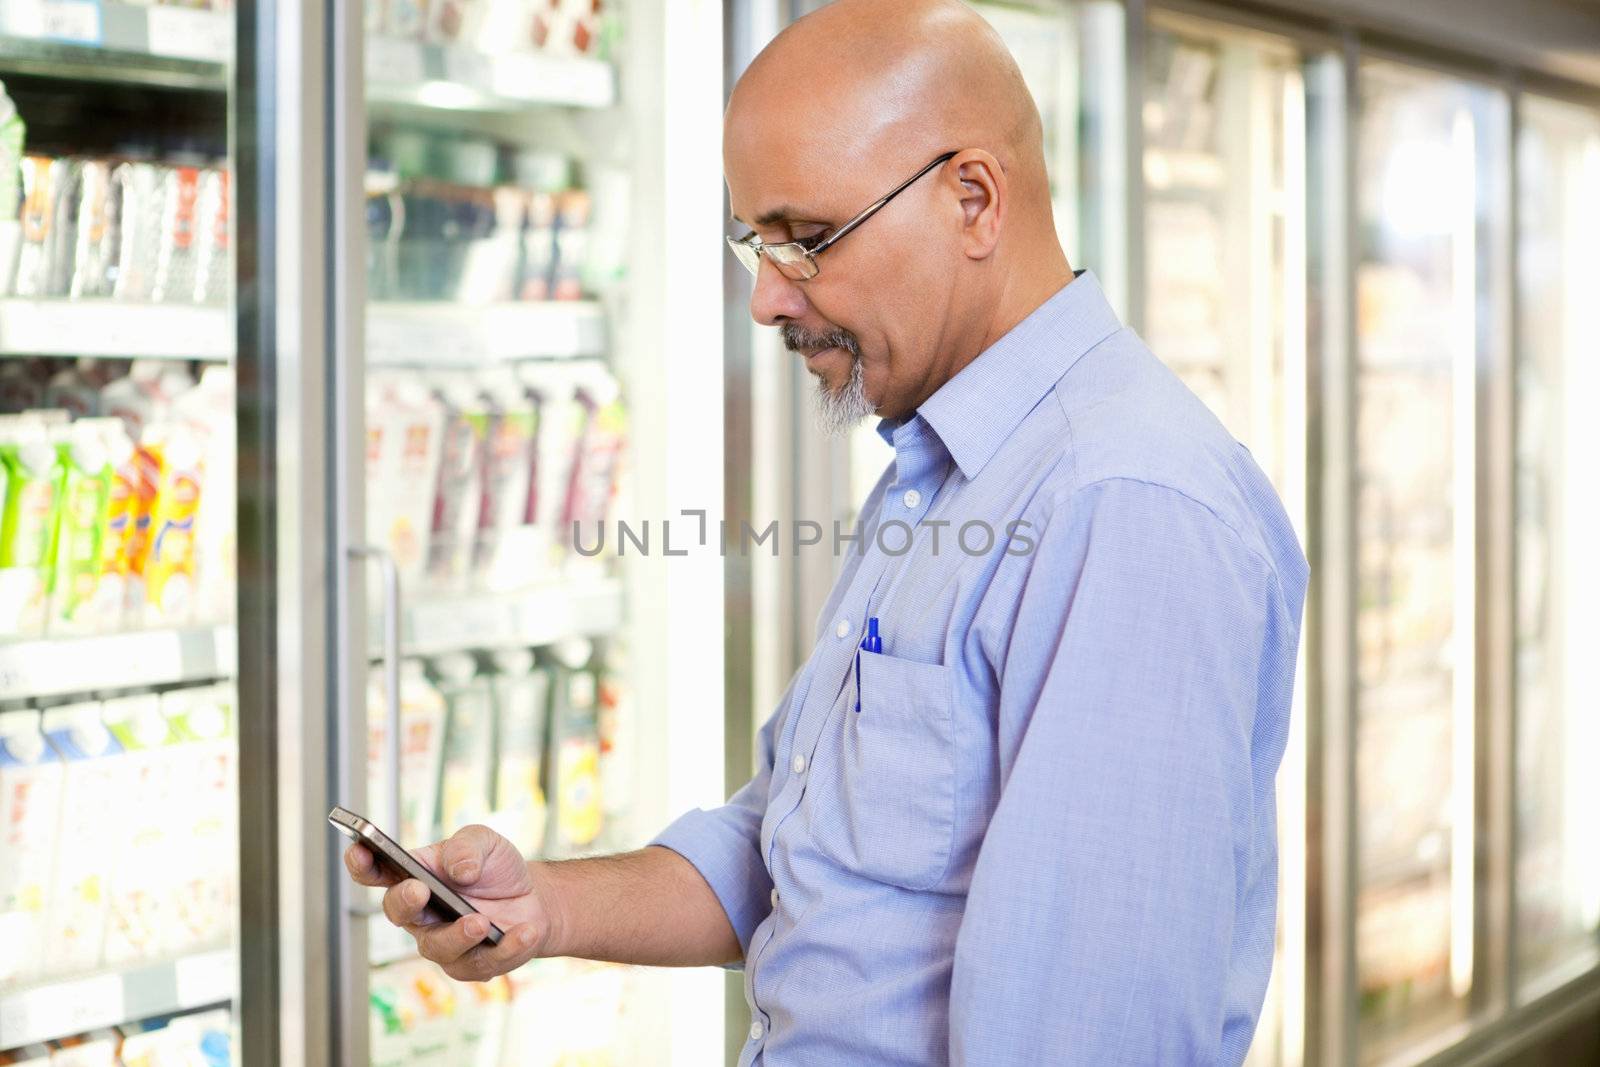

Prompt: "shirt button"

[835,618,851,639]
[749,1021,765,1041]
[903,488,921,508]
[770,888,779,907]
[791,754,807,775]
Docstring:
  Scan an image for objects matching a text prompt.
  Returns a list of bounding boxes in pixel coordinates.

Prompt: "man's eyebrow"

[732,205,819,228]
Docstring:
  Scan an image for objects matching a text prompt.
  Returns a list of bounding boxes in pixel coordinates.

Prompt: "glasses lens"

[766,242,818,281]
[726,235,760,277]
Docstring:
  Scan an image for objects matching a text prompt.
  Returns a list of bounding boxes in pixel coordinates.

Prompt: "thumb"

[439,824,529,895]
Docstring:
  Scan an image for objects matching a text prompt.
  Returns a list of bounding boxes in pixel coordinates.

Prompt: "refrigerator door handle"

[349,544,403,836]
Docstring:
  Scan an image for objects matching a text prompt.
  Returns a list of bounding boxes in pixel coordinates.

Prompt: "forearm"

[532,844,743,967]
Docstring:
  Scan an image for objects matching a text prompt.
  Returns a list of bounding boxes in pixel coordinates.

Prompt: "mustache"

[781,323,860,359]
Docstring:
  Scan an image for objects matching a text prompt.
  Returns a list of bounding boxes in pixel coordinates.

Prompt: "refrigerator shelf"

[0,624,235,701]
[366,301,606,365]
[0,1,228,88]
[0,947,232,1050]
[0,300,232,361]
[366,36,615,112]
[391,575,623,658]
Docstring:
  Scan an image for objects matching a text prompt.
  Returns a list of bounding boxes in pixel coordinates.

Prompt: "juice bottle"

[430,653,495,839]
[0,417,64,637]
[546,638,602,856]
[487,648,550,859]
[49,421,114,634]
[141,422,204,625]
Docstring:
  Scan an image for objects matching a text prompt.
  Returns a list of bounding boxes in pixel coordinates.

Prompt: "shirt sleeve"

[949,477,1287,1067]
[647,674,788,963]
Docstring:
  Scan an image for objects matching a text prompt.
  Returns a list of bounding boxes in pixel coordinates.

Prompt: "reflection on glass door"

[1142,16,1309,1067]
[1353,59,1504,1061]
[1514,93,1600,999]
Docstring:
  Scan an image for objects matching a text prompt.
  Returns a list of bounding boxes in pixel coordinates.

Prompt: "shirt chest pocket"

[812,650,957,891]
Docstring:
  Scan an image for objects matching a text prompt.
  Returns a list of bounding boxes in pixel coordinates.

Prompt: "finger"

[344,844,398,889]
[438,824,504,887]
[382,878,438,930]
[414,912,499,967]
[441,922,543,983]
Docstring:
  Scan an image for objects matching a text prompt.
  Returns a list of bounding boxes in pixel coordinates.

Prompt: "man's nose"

[748,257,809,327]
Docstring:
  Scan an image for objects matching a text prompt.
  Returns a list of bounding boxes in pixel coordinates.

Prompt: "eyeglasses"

[727,150,958,281]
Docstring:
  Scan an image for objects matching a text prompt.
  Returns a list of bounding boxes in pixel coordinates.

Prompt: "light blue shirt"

[651,270,1309,1066]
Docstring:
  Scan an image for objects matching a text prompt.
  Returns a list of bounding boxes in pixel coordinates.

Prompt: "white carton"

[0,710,65,987]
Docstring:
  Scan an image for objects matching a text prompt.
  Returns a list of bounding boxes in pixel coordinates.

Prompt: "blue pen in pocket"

[855,617,882,712]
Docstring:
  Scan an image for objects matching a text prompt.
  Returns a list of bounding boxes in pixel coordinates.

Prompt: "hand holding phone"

[333,807,550,979]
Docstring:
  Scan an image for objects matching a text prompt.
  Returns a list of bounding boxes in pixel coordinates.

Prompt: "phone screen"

[329,805,505,945]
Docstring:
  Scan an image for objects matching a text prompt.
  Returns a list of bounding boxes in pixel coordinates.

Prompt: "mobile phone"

[328,805,504,946]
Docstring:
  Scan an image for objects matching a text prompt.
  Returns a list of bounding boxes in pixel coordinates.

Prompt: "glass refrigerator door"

[1352,59,1505,1062]
[1513,93,1600,1001]
[1141,15,1309,1067]
[0,5,239,1063]
[346,2,726,1065]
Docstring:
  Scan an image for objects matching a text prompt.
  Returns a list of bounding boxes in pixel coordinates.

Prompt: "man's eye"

[796,231,831,250]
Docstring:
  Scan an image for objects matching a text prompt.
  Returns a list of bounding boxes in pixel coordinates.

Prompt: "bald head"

[724,0,1074,429]
[728,0,1051,221]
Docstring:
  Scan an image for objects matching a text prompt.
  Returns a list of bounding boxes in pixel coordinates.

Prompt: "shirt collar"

[874,268,1123,480]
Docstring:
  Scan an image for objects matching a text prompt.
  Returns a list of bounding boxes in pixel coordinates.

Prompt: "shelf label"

[147,7,231,63]
[175,951,235,1009]
[0,971,123,1048]
[37,0,102,44]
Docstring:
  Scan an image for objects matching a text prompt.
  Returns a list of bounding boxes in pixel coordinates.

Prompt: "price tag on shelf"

[175,951,234,1009]
[367,36,426,87]
[36,0,103,44]
[147,7,232,63]
[0,971,123,1048]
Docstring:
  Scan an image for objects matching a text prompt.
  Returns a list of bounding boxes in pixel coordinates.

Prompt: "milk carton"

[162,684,237,953]
[100,692,181,964]
[366,374,445,587]
[471,373,539,591]
[424,378,488,590]
[40,701,120,976]
[0,710,64,987]
[431,653,495,839]
[487,648,549,859]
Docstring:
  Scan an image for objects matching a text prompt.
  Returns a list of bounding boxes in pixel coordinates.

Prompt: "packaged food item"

[0,81,27,297]
[0,416,64,637]
[369,659,448,847]
[12,155,59,297]
[424,378,487,589]
[174,366,235,623]
[431,653,496,838]
[562,365,626,556]
[427,0,486,45]
[0,1045,53,1066]
[68,160,115,299]
[100,693,181,964]
[0,710,65,987]
[365,374,444,587]
[517,191,557,301]
[162,684,237,952]
[48,420,114,634]
[40,701,120,976]
[545,638,602,855]
[86,417,138,632]
[487,648,550,858]
[455,186,523,305]
[595,639,633,831]
[140,421,204,624]
[45,1033,118,1066]
[472,372,538,588]
[151,165,201,303]
[400,959,459,1067]
[192,167,229,305]
[111,162,164,302]
[550,188,590,301]
[520,362,583,569]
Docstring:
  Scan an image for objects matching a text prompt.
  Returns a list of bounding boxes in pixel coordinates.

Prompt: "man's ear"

[951,149,1005,260]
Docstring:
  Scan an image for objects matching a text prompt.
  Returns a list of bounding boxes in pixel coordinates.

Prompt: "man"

[345,0,1309,1063]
